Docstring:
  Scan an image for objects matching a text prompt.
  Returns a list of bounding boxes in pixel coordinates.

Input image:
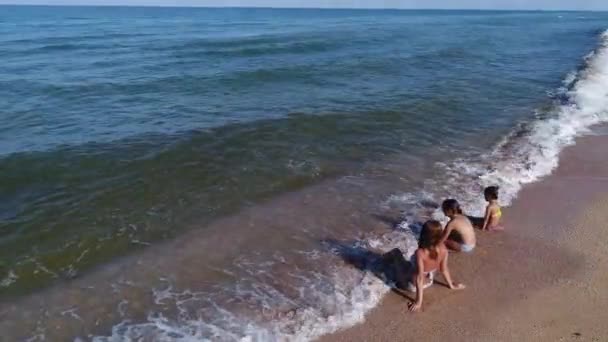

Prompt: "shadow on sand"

[321,239,416,301]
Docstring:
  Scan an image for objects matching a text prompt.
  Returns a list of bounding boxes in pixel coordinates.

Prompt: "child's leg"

[444,240,462,252]
[407,270,434,292]
[488,224,504,231]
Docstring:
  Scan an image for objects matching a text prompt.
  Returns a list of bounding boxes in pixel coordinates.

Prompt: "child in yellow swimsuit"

[482,186,503,231]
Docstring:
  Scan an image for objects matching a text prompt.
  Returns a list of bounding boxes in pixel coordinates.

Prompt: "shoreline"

[318,132,608,341]
[3,133,607,341]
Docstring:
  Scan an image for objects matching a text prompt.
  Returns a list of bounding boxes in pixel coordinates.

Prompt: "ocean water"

[1,6,608,341]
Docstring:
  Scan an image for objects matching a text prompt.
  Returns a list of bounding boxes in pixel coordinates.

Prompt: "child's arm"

[439,252,465,290]
[482,205,491,231]
[409,250,425,312]
[439,222,454,244]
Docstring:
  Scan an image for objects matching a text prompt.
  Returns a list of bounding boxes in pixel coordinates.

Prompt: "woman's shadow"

[321,238,417,302]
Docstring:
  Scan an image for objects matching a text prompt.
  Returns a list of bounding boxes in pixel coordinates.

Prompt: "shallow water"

[1,6,608,341]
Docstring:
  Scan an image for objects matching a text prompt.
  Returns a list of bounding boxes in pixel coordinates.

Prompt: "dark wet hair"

[419,220,443,258]
[484,186,499,200]
[442,199,463,215]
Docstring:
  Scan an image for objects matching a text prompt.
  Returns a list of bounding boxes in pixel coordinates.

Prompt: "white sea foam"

[0,270,18,288]
[286,27,608,341]
[93,30,608,342]
[455,29,608,215]
[93,229,419,342]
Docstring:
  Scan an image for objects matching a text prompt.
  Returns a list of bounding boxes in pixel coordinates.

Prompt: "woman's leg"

[407,270,434,292]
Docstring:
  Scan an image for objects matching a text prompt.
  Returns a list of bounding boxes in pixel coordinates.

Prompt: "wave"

[2,33,156,46]
[166,30,347,51]
[177,39,342,59]
[445,28,608,215]
[32,43,108,52]
[166,31,358,59]
[90,29,608,342]
[390,29,608,227]
[345,26,608,341]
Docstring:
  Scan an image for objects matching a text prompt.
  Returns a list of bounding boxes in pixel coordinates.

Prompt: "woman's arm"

[439,251,465,290]
[409,251,425,312]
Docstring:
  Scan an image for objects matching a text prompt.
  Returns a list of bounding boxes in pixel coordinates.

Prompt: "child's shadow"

[467,216,485,230]
[321,239,417,301]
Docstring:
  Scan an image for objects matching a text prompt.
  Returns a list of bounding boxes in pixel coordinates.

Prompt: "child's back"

[441,199,476,253]
[448,215,476,245]
[415,243,448,273]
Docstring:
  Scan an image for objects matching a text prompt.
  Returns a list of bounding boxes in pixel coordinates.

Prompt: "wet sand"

[319,132,608,342]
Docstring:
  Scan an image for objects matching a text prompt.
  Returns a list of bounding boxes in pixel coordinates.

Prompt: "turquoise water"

[1,6,608,341]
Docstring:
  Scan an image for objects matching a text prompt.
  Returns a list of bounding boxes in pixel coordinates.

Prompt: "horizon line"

[0,3,605,12]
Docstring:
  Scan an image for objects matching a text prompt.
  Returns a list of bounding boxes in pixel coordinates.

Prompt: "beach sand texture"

[319,133,608,342]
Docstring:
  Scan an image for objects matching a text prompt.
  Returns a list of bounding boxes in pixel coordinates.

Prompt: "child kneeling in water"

[440,199,476,253]
[408,220,465,312]
[482,186,504,231]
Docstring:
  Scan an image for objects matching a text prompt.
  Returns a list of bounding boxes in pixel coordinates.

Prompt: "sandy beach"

[319,132,608,342]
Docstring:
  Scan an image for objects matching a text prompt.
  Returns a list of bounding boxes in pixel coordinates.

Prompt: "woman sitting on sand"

[440,199,476,252]
[408,220,465,312]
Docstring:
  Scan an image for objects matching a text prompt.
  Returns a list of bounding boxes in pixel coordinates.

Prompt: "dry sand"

[319,133,608,342]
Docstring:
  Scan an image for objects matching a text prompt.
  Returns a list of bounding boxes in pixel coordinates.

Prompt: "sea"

[1,6,608,341]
